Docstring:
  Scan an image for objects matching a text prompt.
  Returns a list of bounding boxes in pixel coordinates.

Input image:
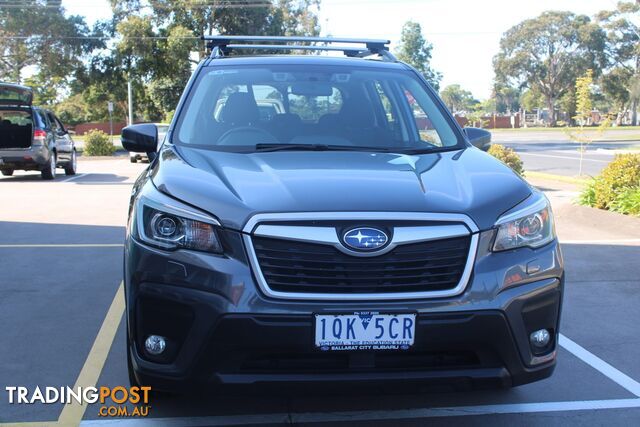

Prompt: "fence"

[454,114,520,129]
[70,122,128,136]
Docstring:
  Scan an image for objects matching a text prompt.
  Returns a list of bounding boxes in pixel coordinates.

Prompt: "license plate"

[315,312,416,351]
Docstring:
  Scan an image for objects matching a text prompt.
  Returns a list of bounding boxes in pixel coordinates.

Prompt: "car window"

[54,116,66,133]
[175,65,461,152]
[402,86,443,147]
[0,110,32,126]
[288,87,343,123]
[46,112,59,132]
[36,110,50,129]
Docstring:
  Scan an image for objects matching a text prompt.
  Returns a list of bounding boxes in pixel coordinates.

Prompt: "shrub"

[578,178,597,207]
[593,154,640,209]
[610,187,640,216]
[487,144,524,176]
[83,129,115,156]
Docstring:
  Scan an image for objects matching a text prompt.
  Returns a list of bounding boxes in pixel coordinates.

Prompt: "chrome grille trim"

[242,212,479,301]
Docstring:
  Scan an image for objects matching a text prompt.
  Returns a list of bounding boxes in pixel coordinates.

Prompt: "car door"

[47,111,73,160]
[34,108,54,151]
[45,110,69,160]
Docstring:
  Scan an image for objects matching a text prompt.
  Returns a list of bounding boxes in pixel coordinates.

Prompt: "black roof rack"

[201,35,397,61]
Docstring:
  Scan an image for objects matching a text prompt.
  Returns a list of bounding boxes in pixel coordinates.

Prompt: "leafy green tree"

[91,0,322,121]
[494,11,606,126]
[559,88,576,126]
[53,93,91,125]
[601,67,634,123]
[23,73,62,106]
[439,84,477,113]
[0,0,101,83]
[575,69,594,126]
[493,84,521,114]
[597,1,640,125]
[567,69,611,176]
[396,21,442,91]
[520,88,545,112]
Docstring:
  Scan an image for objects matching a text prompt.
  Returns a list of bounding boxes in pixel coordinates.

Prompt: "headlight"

[493,196,555,251]
[134,187,222,253]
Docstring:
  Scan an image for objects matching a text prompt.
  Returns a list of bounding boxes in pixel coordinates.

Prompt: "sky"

[61,0,621,100]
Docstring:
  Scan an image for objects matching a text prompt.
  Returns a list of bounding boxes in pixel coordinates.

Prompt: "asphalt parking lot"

[494,130,640,177]
[1,155,640,426]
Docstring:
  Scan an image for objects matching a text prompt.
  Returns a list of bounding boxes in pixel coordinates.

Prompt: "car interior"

[0,109,33,149]
[176,68,455,149]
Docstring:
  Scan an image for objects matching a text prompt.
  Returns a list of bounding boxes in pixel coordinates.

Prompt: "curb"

[524,171,590,185]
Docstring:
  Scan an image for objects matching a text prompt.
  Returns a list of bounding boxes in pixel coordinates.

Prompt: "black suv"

[0,83,77,179]
[122,36,563,392]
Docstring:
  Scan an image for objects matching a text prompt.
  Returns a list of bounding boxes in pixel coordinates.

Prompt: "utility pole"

[107,101,114,144]
[127,78,133,126]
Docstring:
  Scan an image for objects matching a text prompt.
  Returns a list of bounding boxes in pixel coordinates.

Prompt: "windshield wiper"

[254,143,391,153]
[399,146,462,155]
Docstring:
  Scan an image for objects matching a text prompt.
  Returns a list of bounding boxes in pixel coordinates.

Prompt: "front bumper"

[125,226,564,391]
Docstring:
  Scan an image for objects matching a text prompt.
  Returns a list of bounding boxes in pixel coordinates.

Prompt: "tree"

[493,11,606,126]
[0,0,101,83]
[133,0,321,60]
[396,21,442,91]
[439,84,477,113]
[493,84,521,114]
[597,1,640,125]
[89,0,322,122]
[575,69,594,126]
[601,67,634,123]
[567,69,611,176]
[520,88,545,112]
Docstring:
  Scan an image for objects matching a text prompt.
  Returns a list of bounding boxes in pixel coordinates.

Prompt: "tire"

[41,152,56,180]
[1,169,13,176]
[130,155,137,163]
[64,150,77,175]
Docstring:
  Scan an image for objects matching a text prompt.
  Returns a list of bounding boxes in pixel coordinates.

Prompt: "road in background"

[492,130,640,177]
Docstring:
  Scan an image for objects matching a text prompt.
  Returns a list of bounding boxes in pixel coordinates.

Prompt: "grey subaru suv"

[122,36,563,392]
[0,82,77,179]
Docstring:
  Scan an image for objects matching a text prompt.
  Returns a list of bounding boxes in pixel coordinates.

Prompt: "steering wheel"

[217,126,278,146]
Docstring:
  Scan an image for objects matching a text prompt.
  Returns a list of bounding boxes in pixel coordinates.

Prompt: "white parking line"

[60,173,86,182]
[76,333,640,425]
[519,152,610,163]
[559,334,640,397]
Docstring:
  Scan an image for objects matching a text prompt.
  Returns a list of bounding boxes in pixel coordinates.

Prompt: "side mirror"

[121,123,158,153]
[464,127,491,151]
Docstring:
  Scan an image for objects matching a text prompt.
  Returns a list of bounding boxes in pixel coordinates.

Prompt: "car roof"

[204,55,409,71]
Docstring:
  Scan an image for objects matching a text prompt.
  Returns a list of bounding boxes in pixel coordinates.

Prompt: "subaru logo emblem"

[343,227,389,251]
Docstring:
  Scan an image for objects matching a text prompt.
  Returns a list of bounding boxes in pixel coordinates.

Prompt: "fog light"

[530,329,551,348]
[144,335,166,355]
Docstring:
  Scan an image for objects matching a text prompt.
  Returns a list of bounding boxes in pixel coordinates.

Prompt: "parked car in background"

[129,123,169,163]
[0,83,77,179]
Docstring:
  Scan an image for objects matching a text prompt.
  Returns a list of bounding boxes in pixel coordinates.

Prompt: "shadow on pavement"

[73,173,130,184]
[0,221,125,423]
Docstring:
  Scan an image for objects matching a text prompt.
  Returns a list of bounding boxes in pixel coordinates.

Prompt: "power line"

[0,36,201,39]
[0,1,275,9]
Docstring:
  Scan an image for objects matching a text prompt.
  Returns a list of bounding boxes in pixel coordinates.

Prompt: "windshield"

[174,64,462,153]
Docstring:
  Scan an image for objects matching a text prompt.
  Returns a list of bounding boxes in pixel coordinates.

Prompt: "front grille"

[252,235,471,294]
